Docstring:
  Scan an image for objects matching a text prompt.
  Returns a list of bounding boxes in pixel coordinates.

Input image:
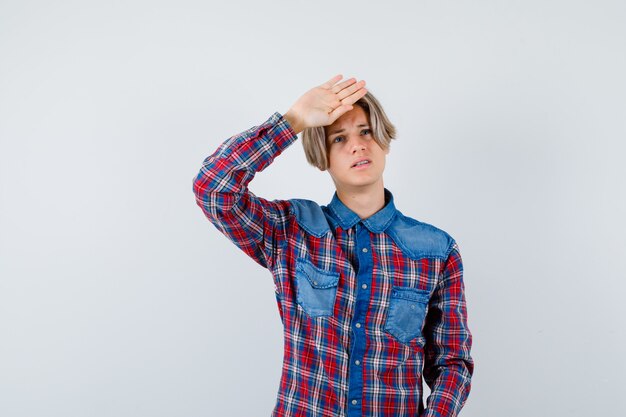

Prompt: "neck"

[335,180,386,220]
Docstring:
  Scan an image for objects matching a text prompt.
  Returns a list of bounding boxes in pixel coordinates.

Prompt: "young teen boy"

[192,74,474,417]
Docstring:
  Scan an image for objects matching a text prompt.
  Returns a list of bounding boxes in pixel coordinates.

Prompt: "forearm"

[192,112,298,204]
[422,361,473,417]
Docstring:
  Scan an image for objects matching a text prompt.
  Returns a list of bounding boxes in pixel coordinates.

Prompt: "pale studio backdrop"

[1,1,625,416]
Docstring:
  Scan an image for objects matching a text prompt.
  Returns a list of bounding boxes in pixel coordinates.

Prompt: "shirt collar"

[326,187,397,233]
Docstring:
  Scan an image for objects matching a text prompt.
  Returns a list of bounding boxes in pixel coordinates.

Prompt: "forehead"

[324,105,370,136]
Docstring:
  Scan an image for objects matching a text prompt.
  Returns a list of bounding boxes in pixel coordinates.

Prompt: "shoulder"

[387,210,456,260]
[288,198,330,238]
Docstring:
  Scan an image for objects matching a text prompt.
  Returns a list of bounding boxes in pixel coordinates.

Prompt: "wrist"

[283,110,304,135]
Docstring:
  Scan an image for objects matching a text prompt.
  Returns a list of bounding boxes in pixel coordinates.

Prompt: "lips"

[351,159,371,168]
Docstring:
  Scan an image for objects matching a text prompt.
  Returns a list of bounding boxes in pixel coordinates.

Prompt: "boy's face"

[324,105,389,192]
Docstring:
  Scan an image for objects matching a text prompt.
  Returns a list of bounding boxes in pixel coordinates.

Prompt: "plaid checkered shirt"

[192,112,474,417]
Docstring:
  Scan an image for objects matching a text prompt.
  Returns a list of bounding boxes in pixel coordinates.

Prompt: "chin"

[343,179,379,188]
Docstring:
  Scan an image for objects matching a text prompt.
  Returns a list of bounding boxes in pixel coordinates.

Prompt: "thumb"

[328,104,353,124]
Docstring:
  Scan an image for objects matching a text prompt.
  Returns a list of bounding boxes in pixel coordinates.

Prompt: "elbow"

[192,171,209,199]
[192,172,239,215]
[192,158,221,200]
[192,166,221,211]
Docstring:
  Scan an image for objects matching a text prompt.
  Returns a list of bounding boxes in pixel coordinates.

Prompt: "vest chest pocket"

[384,286,430,344]
[295,258,340,318]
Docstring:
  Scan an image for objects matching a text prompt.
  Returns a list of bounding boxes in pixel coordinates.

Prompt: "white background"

[1,1,625,416]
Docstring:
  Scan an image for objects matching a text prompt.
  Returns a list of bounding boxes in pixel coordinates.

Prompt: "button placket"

[347,222,372,416]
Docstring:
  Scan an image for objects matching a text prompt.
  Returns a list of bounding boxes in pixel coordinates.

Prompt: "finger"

[328,104,354,124]
[336,80,366,101]
[341,87,368,106]
[330,77,357,94]
[320,74,343,89]
[325,96,343,110]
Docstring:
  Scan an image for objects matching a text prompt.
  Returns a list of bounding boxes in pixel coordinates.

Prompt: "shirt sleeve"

[422,241,474,417]
[192,112,299,270]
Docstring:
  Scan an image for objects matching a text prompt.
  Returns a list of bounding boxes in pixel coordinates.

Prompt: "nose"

[348,135,367,153]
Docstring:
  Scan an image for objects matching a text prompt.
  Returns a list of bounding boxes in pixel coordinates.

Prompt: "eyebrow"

[327,124,370,137]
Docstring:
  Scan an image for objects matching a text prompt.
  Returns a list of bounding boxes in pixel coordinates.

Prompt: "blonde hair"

[301,90,397,171]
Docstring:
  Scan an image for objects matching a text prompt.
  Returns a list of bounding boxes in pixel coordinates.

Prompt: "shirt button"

[352,399,358,405]
[355,360,360,365]
[361,283,368,289]
[362,248,368,253]
[355,323,361,328]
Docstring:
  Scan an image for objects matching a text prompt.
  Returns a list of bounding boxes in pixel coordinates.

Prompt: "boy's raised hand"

[284,74,368,134]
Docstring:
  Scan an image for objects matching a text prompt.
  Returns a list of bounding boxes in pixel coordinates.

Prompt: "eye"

[361,129,371,135]
[332,136,344,143]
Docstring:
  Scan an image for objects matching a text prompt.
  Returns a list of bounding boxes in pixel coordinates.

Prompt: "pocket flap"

[296,258,340,289]
[390,287,429,302]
